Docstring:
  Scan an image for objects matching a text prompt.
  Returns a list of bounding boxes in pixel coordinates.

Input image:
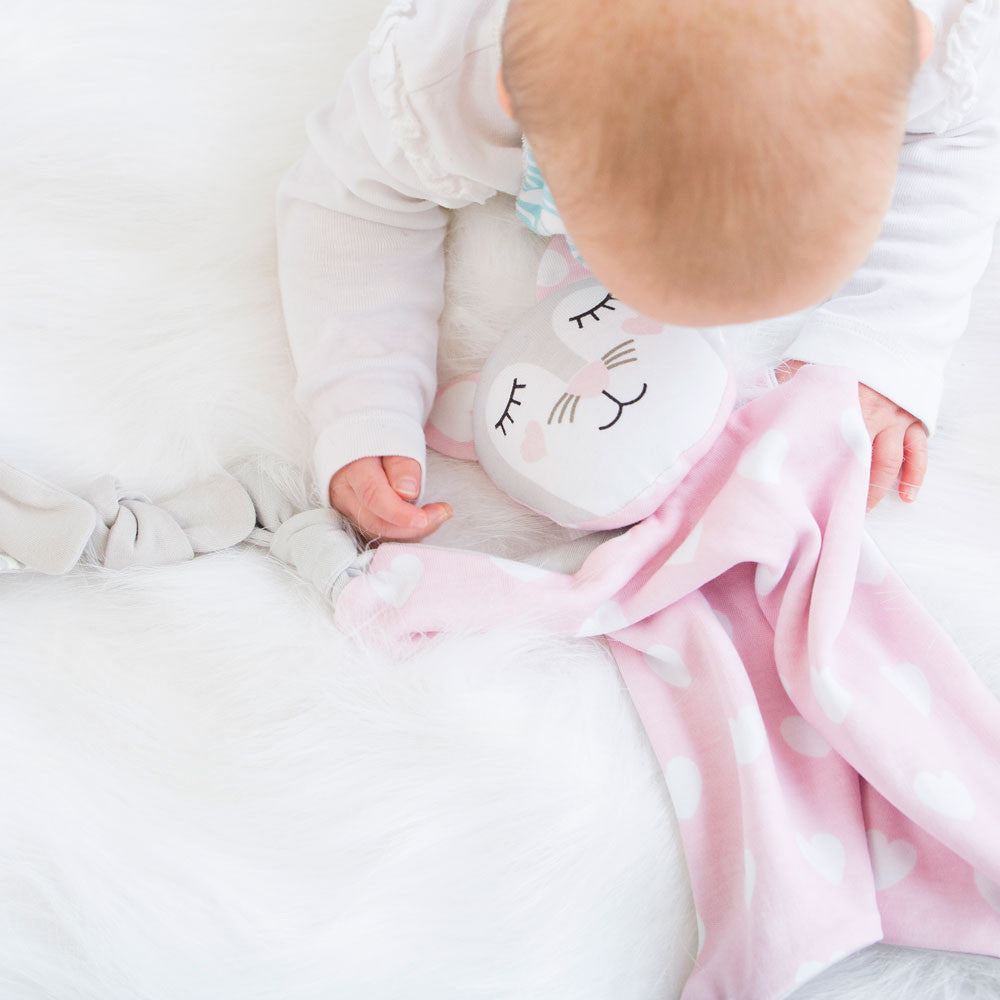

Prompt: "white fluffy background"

[1,1,998,997]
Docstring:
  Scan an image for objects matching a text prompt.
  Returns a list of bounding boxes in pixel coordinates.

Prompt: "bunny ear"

[425,374,480,461]
[535,235,593,301]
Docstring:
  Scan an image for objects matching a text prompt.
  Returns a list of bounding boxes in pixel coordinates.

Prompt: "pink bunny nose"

[566,360,609,398]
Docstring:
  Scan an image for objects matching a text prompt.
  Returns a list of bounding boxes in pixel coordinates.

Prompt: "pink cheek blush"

[521,420,548,463]
[622,316,665,337]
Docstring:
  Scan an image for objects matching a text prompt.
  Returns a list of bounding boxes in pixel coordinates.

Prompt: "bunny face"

[471,277,733,529]
[424,237,734,530]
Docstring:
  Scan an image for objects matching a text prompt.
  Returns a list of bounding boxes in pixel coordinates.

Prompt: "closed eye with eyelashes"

[568,292,616,328]
[494,377,526,436]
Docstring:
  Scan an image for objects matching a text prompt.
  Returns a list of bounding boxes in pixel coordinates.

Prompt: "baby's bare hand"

[775,360,928,511]
[329,456,452,541]
[856,385,928,511]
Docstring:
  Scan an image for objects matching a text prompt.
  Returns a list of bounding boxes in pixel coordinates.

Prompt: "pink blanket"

[335,364,1000,999]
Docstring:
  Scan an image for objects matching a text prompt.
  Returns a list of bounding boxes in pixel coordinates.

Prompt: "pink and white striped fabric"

[335,363,1000,999]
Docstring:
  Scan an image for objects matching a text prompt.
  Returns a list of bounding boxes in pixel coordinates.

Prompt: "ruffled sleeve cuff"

[938,0,999,129]
[908,0,1000,133]
[366,0,498,207]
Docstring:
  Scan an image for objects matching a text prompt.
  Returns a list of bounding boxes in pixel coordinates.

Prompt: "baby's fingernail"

[433,505,453,525]
[903,486,918,503]
[395,477,419,498]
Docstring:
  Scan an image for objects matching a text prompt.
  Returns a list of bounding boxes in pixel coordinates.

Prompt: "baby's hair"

[501,0,921,317]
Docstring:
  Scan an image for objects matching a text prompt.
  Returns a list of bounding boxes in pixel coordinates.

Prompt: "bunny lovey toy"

[425,237,734,532]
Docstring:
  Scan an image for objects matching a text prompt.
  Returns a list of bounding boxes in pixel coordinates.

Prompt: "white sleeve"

[275,6,518,505]
[784,27,1000,433]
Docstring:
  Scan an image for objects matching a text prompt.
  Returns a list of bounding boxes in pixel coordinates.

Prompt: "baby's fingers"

[382,455,422,500]
[899,422,928,503]
[867,424,906,512]
[344,463,439,537]
[343,484,451,541]
[330,457,452,541]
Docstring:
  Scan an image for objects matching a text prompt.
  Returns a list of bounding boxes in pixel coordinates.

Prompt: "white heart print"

[974,870,1000,914]
[796,831,846,885]
[780,715,832,758]
[369,553,425,609]
[840,407,871,465]
[644,645,691,688]
[880,661,932,717]
[666,520,702,566]
[867,829,918,890]
[737,428,790,484]
[796,951,850,988]
[488,555,550,582]
[811,664,853,724]
[729,704,767,765]
[575,599,629,637]
[666,756,702,820]
[754,561,783,596]
[713,608,734,640]
[914,770,976,821]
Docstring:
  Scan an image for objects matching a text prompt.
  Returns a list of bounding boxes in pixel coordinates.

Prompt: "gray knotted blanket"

[0,457,366,604]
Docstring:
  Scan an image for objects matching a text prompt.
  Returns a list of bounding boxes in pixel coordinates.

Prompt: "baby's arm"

[276,5,518,538]
[276,48,449,539]
[781,30,1000,509]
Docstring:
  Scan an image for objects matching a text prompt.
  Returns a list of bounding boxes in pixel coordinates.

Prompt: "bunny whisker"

[602,339,635,361]
[606,357,638,370]
[558,393,574,423]
[604,348,637,366]
[570,395,580,423]
[548,393,568,425]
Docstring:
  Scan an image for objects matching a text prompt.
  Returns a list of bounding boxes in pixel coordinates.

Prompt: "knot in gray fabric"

[268,508,366,603]
[81,473,258,570]
[0,455,367,604]
[0,458,259,574]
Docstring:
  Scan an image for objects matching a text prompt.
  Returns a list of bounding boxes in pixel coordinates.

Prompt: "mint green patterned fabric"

[514,141,585,264]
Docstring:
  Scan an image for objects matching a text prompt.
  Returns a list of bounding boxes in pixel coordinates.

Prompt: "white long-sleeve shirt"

[276,0,1000,507]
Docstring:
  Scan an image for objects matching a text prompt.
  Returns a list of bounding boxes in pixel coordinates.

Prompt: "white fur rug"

[1,2,998,997]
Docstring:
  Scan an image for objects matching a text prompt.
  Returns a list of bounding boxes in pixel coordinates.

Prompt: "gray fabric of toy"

[0,456,365,604]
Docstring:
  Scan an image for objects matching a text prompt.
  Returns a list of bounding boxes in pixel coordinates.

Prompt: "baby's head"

[500,0,931,325]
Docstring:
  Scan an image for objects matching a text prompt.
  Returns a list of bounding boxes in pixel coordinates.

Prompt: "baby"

[276,0,1000,541]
